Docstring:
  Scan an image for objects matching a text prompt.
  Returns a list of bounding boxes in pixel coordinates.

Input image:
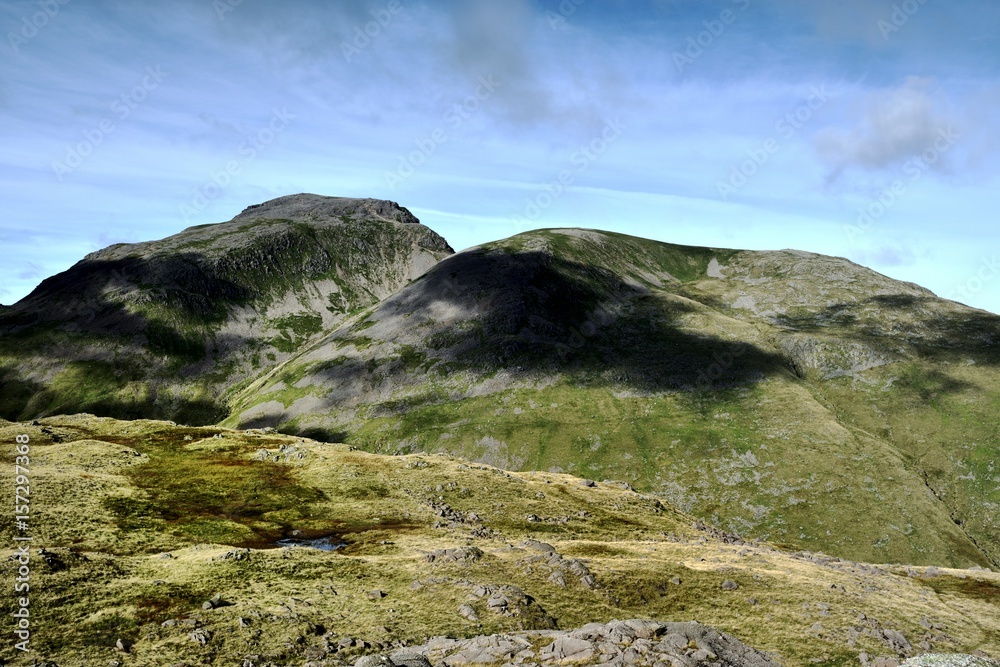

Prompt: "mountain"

[226,228,1000,569]
[2,414,998,666]
[0,194,453,424]
[4,197,1000,572]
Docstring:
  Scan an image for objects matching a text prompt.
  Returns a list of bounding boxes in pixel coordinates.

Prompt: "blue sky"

[2,0,999,312]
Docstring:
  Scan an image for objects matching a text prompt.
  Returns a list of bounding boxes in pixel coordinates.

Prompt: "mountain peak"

[232,193,421,225]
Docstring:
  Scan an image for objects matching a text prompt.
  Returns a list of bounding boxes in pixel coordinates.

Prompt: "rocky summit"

[1,196,998,666]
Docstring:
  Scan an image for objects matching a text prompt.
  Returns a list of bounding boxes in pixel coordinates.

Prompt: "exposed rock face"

[356,619,782,667]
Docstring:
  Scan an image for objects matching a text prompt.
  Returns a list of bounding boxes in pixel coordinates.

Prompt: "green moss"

[143,320,206,363]
[396,345,426,370]
[352,336,374,351]
[271,313,323,339]
[102,427,334,549]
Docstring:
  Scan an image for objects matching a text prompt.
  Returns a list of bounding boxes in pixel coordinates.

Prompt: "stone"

[873,659,899,667]
[721,580,740,590]
[203,593,225,610]
[355,657,393,667]
[692,648,717,662]
[882,629,911,652]
[624,619,667,639]
[522,540,557,553]
[390,653,433,667]
[656,633,688,650]
[426,547,484,563]
[368,590,387,600]
[458,605,479,621]
[542,637,596,661]
[189,629,211,645]
[486,595,508,609]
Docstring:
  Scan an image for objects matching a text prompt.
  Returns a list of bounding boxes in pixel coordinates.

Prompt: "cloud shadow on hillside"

[297,248,800,417]
[772,294,1000,365]
[0,252,258,424]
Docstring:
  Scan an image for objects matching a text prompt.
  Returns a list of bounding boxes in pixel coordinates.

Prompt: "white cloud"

[814,77,958,182]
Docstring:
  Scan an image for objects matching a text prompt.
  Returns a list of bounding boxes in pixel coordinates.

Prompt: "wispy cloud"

[814,77,957,182]
[0,0,999,313]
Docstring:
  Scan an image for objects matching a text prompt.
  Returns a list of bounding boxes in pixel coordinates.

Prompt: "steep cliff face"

[0,194,453,424]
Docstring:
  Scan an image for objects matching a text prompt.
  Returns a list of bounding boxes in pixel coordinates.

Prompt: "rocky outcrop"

[355,619,781,667]
[900,655,1000,667]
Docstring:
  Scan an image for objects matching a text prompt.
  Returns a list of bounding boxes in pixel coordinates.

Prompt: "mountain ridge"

[3,196,1000,572]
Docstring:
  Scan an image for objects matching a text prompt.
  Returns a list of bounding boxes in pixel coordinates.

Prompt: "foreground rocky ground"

[1,416,998,666]
[355,621,1000,667]
[356,619,783,667]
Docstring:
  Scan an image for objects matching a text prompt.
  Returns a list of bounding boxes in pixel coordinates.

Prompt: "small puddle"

[275,535,346,551]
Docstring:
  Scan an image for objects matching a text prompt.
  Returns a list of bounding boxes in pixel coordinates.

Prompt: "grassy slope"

[226,229,1000,569]
[0,415,998,667]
